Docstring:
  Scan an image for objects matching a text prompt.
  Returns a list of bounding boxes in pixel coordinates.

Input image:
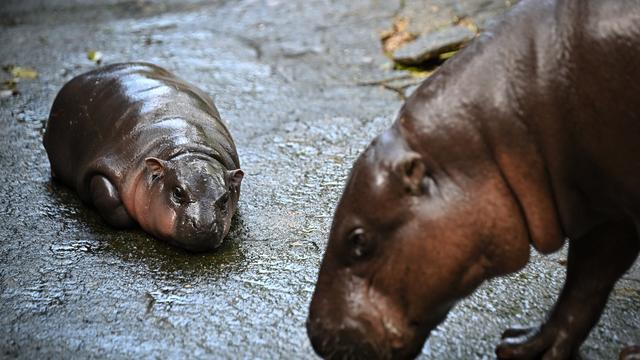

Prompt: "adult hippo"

[44,62,243,252]
[307,0,639,358]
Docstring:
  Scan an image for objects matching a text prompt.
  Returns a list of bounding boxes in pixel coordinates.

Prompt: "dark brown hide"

[308,0,640,358]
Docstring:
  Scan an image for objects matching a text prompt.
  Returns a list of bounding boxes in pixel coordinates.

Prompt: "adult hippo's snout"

[307,317,440,360]
[307,252,449,359]
[307,318,385,360]
[307,307,426,360]
[307,275,395,360]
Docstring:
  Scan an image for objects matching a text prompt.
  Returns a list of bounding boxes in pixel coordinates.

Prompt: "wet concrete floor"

[0,0,638,358]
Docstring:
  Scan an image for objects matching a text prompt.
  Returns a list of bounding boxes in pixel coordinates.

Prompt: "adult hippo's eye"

[172,186,186,203]
[348,228,373,260]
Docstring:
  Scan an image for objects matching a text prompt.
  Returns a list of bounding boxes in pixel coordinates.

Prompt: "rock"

[0,89,14,98]
[393,25,475,66]
[383,0,519,66]
[454,0,520,29]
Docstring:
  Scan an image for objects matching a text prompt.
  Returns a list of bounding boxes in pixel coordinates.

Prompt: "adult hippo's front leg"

[497,221,640,360]
[89,175,135,229]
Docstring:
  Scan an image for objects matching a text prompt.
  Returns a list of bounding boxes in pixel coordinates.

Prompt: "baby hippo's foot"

[496,325,582,360]
[620,345,640,360]
[90,175,135,228]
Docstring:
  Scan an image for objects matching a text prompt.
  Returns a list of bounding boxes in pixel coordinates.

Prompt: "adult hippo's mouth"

[306,268,453,359]
[306,304,450,359]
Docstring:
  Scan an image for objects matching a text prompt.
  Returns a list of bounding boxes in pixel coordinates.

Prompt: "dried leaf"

[455,17,479,35]
[380,17,417,53]
[87,50,103,64]
[7,66,38,79]
[438,50,458,61]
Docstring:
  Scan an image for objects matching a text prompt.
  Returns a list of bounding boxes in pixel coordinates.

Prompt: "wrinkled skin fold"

[307,0,640,358]
[44,62,243,252]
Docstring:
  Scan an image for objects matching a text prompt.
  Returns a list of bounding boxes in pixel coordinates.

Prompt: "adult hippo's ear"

[395,152,426,195]
[227,169,244,189]
[144,157,166,182]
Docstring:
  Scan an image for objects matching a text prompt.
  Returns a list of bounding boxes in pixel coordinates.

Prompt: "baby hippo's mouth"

[170,218,225,252]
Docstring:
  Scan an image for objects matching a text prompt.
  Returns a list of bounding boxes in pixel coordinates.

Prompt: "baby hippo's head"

[142,155,243,252]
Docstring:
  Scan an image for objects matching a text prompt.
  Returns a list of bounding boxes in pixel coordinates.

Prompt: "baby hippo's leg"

[496,221,639,360]
[90,175,135,228]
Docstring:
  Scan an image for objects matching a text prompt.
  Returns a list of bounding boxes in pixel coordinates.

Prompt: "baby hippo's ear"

[395,152,426,195]
[144,157,166,180]
[227,169,244,188]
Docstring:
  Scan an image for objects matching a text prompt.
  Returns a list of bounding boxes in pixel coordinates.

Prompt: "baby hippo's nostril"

[209,221,220,234]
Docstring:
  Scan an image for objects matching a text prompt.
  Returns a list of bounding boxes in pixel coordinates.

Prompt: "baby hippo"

[44,62,243,252]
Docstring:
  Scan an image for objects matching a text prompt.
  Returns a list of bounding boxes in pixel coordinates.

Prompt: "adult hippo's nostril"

[307,317,389,360]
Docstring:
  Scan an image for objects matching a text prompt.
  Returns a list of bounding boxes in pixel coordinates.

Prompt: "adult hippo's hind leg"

[496,220,640,360]
[90,175,135,228]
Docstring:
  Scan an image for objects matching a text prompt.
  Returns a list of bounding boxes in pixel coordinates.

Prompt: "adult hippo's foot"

[497,221,640,360]
[497,326,581,359]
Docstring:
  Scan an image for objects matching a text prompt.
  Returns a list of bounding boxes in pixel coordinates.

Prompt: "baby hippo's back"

[43,62,238,197]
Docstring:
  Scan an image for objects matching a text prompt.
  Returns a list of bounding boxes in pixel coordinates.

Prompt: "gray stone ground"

[0,0,638,359]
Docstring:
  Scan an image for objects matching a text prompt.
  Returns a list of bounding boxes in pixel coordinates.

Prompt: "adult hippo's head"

[138,154,243,252]
[307,126,532,358]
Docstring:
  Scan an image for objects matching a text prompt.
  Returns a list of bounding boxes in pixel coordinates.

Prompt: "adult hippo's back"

[308,0,640,358]
[44,62,243,252]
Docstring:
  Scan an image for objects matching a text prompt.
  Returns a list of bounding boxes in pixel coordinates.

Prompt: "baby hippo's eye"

[348,228,373,260]
[172,186,186,203]
[217,192,230,207]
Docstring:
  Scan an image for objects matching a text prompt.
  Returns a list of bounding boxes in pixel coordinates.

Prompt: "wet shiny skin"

[308,0,640,358]
[43,62,243,252]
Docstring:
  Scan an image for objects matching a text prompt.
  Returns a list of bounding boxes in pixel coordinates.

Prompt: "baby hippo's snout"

[161,164,242,253]
[174,211,226,252]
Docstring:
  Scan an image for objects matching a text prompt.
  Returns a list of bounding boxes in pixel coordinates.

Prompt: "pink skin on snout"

[130,162,178,241]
